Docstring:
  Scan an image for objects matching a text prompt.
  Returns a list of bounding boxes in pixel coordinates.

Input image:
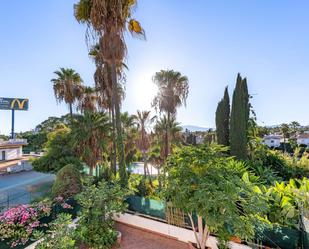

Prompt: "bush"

[248,146,309,181]
[75,180,129,249]
[128,174,157,198]
[164,144,268,246]
[137,178,155,197]
[264,178,309,227]
[32,127,82,173]
[34,214,76,249]
[0,201,51,247]
[52,164,82,199]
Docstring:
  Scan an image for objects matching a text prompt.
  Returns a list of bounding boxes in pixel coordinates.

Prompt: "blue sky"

[1,1,309,135]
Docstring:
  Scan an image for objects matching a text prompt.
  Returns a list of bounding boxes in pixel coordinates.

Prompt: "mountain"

[181,125,211,132]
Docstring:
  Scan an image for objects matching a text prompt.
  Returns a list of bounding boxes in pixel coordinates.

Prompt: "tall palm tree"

[51,68,83,119]
[154,115,183,159]
[290,121,300,136]
[121,112,138,166]
[89,44,126,176]
[133,110,155,178]
[154,116,182,186]
[280,123,290,152]
[71,111,111,176]
[77,86,99,112]
[152,70,189,159]
[74,0,145,186]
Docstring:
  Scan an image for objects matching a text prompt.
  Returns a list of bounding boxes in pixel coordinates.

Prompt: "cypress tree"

[215,86,230,146]
[230,73,250,159]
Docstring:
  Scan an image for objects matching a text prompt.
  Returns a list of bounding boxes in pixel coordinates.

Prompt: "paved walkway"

[115,223,188,249]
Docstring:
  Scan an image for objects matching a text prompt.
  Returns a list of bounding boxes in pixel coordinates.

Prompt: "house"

[196,134,205,144]
[262,134,283,148]
[297,133,309,147]
[0,139,27,161]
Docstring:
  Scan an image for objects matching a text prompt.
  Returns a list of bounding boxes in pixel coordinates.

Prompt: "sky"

[1,0,309,135]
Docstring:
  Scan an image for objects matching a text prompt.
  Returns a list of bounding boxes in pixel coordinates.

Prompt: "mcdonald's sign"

[0,97,29,111]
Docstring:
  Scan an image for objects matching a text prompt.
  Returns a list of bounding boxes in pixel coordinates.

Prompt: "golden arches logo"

[10,99,28,110]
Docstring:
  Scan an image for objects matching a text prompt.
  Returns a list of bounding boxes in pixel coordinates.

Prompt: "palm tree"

[121,112,138,166]
[133,110,155,178]
[152,69,189,159]
[74,0,145,186]
[51,68,83,119]
[290,121,301,136]
[154,115,183,159]
[89,44,126,176]
[77,86,99,113]
[71,111,111,176]
[280,123,290,152]
[154,116,182,186]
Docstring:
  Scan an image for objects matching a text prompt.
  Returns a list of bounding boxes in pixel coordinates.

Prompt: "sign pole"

[11,109,15,139]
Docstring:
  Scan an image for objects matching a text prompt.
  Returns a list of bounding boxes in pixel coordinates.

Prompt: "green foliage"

[34,214,76,249]
[0,201,51,247]
[51,164,83,199]
[264,178,309,227]
[248,145,309,181]
[32,127,82,173]
[164,144,268,242]
[128,174,156,198]
[230,73,250,160]
[71,111,111,176]
[75,180,129,249]
[17,131,47,153]
[215,86,230,146]
[36,115,71,133]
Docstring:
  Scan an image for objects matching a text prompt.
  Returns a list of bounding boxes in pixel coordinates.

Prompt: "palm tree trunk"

[111,62,126,186]
[166,112,171,158]
[69,103,73,122]
[143,151,147,178]
[89,166,93,176]
[111,103,117,176]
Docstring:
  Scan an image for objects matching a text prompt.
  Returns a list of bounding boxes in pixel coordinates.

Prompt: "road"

[0,170,55,211]
[0,170,55,192]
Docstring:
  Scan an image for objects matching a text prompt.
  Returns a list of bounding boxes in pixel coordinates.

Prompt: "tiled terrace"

[115,222,188,249]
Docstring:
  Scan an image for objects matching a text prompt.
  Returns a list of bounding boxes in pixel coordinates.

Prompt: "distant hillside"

[182,125,211,132]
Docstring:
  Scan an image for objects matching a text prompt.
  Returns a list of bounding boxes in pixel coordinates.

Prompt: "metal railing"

[0,181,53,214]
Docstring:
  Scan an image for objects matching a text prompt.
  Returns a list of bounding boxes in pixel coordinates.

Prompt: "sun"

[132,71,158,109]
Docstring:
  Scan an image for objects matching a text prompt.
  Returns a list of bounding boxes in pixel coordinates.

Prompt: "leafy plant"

[0,201,51,247]
[34,213,76,249]
[163,144,268,248]
[74,180,129,249]
[265,177,309,226]
[51,164,83,199]
[32,126,82,173]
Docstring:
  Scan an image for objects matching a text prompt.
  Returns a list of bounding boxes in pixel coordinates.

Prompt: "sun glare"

[132,71,158,109]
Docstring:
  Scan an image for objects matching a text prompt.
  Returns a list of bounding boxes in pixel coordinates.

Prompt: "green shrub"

[32,127,83,173]
[75,180,129,249]
[128,174,157,198]
[164,144,268,246]
[137,178,155,197]
[264,178,309,227]
[248,146,309,181]
[52,164,82,199]
[34,214,76,249]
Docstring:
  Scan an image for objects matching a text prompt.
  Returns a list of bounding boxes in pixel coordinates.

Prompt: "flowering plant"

[0,201,51,247]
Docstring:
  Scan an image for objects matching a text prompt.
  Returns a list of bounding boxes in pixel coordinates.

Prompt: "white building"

[262,134,283,148]
[0,139,27,161]
[297,133,309,147]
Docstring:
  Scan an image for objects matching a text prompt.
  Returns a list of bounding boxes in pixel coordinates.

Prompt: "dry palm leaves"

[99,33,126,63]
